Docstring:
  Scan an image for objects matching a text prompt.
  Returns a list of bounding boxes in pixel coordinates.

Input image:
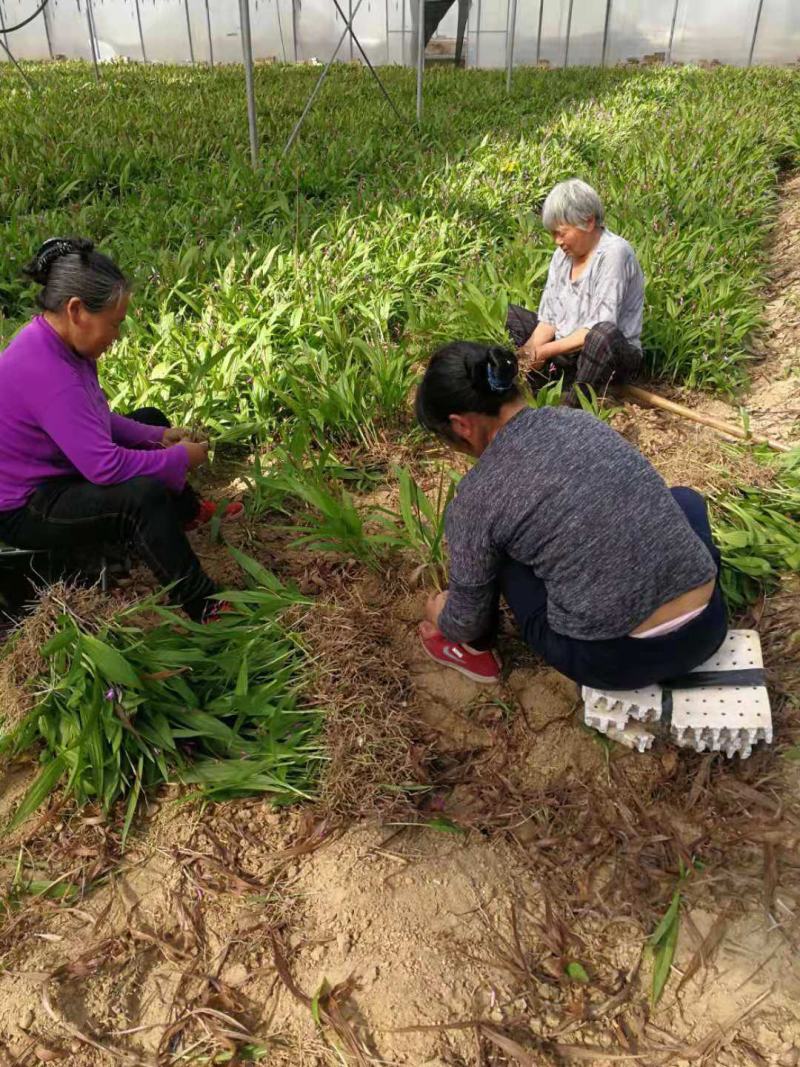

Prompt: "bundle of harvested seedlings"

[0,550,323,839]
[0,582,121,734]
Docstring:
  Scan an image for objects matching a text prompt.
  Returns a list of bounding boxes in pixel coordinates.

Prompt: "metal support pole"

[535,0,543,65]
[87,0,100,80]
[239,0,259,168]
[454,0,468,66]
[184,0,195,65]
[415,0,424,121]
[475,0,481,66]
[281,0,366,159]
[666,0,679,65]
[385,0,390,63]
[401,0,406,65]
[134,0,148,62]
[276,0,287,62]
[331,0,404,119]
[204,0,214,66]
[42,0,54,59]
[505,0,517,92]
[601,0,612,67]
[0,34,35,91]
[292,0,299,61]
[748,0,765,67]
[0,2,8,55]
[349,0,354,60]
[563,0,573,68]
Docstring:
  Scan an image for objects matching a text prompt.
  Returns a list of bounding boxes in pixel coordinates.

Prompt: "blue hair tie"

[487,364,512,393]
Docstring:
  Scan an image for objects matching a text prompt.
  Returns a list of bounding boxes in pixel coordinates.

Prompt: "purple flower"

[105,686,122,702]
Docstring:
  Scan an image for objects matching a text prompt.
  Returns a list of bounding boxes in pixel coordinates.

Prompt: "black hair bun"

[23,236,94,285]
[484,346,518,394]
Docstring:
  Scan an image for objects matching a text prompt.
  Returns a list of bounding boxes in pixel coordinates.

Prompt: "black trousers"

[0,408,216,621]
[506,305,643,403]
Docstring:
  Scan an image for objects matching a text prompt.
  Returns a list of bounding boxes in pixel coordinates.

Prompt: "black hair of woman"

[23,236,129,313]
[415,341,520,443]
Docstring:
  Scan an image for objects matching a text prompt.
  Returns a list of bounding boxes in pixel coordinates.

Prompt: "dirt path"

[699,171,800,448]
[1,184,800,1066]
[630,171,800,453]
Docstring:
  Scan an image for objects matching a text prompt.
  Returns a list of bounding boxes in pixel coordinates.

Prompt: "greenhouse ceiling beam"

[240,0,259,168]
[281,0,404,161]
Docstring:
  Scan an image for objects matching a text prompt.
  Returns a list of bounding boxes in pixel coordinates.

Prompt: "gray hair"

[541,179,605,231]
[23,237,129,313]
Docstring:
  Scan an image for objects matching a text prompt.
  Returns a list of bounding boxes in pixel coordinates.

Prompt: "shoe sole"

[421,642,500,684]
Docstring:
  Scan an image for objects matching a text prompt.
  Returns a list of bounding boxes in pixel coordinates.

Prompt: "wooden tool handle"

[621,385,792,455]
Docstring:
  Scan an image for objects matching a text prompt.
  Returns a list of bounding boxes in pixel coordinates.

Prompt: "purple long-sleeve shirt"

[0,316,189,512]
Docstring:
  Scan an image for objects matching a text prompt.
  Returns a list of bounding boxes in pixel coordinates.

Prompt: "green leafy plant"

[526,376,618,422]
[565,961,590,983]
[649,862,697,1005]
[650,884,682,1006]
[382,466,460,590]
[711,449,800,609]
[527,377,565,408]
[3,63,797,433]
[0,550,323,836]
[244,430,397,568]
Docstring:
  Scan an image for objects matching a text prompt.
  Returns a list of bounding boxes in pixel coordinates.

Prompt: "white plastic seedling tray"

[582,631,771,760]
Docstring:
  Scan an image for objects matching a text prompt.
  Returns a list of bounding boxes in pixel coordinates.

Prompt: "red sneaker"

[186,500,245,532]
[201,599,234,624]
[420,629,501,684]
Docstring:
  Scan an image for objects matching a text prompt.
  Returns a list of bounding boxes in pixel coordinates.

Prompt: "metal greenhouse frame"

[0,0,788,170]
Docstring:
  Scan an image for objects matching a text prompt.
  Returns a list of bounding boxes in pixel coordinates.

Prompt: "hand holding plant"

[516,340,541,370]
[161,426,195,446]
[183,440,210,469]
[424,590,448,629]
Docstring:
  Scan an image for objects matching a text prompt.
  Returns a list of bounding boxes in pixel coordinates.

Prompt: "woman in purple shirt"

[0,238,235,622]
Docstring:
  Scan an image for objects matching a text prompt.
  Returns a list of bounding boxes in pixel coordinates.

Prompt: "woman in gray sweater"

[416,342,726,689]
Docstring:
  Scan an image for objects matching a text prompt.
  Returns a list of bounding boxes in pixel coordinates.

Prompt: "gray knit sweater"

[438,407,716,643]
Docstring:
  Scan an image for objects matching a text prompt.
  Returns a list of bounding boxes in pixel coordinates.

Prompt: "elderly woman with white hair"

[507,178,645,405]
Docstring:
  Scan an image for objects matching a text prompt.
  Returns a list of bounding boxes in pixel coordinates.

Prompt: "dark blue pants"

[499,488,728,690]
